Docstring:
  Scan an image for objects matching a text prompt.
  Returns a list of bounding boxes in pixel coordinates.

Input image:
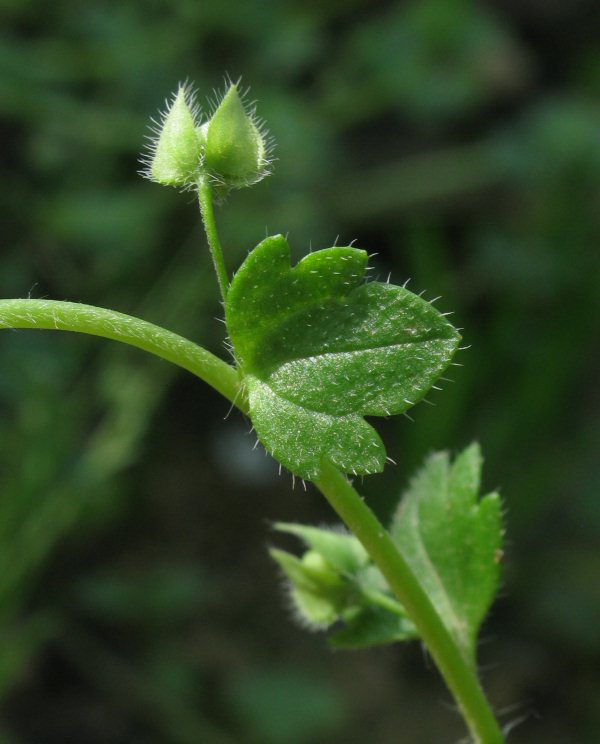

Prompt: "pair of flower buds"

[145,82,272,193]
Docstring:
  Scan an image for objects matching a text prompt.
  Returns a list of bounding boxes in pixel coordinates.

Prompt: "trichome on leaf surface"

[226,233,460,480]
[0,79,507,743]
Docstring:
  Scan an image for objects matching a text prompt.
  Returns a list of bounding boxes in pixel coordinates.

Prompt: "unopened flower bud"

[143,84,202,188]
[142,79,273,195]
[203,84,271,189]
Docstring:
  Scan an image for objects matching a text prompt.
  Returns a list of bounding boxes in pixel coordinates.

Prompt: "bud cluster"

[141,80,273,193]
[270,523,417,648]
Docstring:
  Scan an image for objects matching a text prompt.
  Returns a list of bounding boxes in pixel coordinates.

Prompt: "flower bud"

[269,547,345,628]
[143,84,203,188]
[203,84,271,189]
[270,523,418,646]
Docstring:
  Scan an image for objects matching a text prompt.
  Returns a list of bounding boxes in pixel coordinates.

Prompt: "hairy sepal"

[270,523,418,647]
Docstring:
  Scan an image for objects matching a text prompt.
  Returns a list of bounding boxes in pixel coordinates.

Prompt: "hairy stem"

[0,297,504,741]
[0,299,247,415]
[315,461,505,744]
[198,180,230,302]
[0,274,502,742]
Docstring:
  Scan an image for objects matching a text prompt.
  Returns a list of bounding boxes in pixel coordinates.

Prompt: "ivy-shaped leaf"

[390,444,503,666]
[226,235,460,479]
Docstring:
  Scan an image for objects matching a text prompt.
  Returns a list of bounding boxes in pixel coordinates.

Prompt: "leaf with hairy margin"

[390,443,503,665]
[226,234,459,479]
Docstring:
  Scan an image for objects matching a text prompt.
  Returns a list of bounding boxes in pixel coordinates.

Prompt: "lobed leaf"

[390,443,503,665]
[226,235,460,479]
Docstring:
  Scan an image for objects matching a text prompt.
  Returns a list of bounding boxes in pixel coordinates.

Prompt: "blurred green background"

[1,0,599,742]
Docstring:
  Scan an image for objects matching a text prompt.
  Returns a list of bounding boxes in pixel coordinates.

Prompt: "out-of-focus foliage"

[0,0,599,742]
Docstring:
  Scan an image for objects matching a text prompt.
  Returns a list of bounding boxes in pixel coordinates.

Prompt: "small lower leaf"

[390,444,503,665]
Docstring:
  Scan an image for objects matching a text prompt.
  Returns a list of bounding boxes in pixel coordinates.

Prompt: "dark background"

[1,1,599,742]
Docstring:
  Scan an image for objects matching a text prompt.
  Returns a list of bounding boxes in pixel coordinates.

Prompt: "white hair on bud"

[138,80,203,190]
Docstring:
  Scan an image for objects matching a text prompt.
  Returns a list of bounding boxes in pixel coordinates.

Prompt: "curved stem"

[198,180,230,303]
[0,299,248,415]
[314,461,504,744]
[0,296,503,741]
[191,184,501,740]
[0,298,503,741]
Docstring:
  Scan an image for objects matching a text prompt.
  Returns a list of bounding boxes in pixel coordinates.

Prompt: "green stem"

[198,180,230,302]
[315,461,504,744]
[0,299,247,415]
[0,297,504,741]
[0,240,502,740]
[190,186,501,740]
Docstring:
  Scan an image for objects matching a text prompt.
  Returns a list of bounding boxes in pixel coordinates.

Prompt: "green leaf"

[246,376,386,480]
[390,443,503,665]
[226,235,460,479]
